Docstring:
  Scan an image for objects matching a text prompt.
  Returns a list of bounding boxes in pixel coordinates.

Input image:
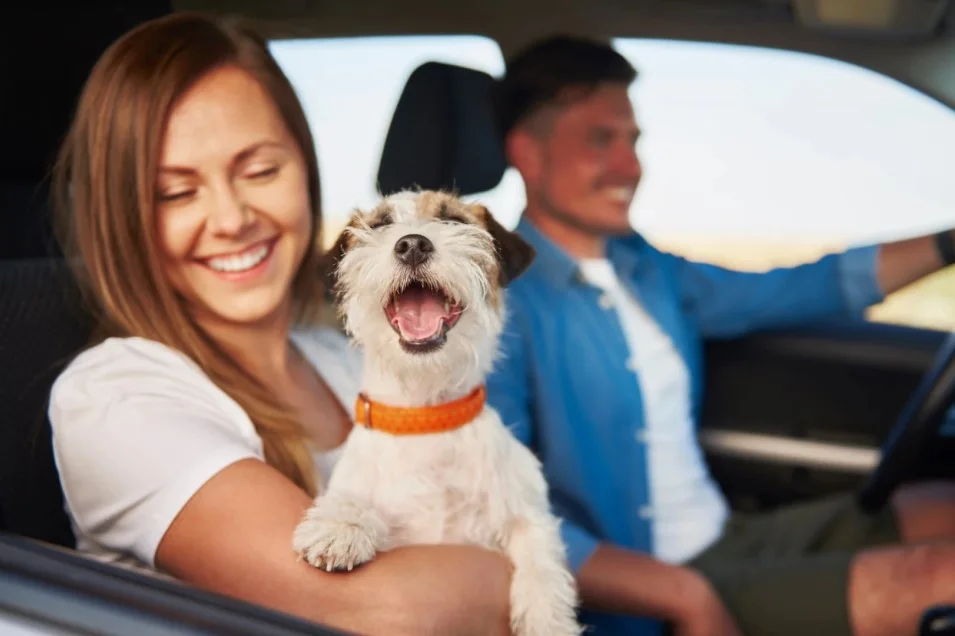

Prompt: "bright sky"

[270,35,954,246]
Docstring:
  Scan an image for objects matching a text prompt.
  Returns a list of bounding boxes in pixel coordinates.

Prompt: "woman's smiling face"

[156,64,313,329]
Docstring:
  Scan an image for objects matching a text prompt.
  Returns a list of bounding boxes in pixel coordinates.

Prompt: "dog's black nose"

[394,234,434,267]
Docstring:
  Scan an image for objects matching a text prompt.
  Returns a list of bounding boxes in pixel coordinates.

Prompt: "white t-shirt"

[578,259,729,564]
[48,326,361,576]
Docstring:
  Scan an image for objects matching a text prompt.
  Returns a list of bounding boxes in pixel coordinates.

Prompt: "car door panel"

[699,319,951,510]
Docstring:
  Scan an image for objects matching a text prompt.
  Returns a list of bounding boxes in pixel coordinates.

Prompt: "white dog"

[292,190,581,636]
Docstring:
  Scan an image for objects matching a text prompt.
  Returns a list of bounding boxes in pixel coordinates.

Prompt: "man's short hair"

[492,34,638,140]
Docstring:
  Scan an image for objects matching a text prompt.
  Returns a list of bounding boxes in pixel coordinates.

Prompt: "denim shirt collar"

[515,214,646,289]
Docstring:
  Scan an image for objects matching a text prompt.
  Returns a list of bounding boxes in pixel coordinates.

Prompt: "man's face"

[525,82,642,237]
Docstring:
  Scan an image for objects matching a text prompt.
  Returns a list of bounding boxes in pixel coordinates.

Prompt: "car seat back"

[0,258,94,547]
[377,61,507,196]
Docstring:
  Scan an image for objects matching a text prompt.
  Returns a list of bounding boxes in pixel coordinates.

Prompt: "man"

[484,34,955,636]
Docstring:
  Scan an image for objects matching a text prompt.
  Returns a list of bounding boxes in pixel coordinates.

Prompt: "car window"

[269,35,525,244]
[273,35,954,332]
[613,38,955,332]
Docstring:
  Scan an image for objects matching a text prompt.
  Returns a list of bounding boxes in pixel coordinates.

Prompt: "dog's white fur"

[292,190,581,636]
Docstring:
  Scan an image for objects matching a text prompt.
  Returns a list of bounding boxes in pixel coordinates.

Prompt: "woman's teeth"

[207,243,270,273]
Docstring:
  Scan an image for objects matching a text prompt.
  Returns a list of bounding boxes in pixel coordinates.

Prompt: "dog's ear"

[474,204,536,287]
[318,215,358,299]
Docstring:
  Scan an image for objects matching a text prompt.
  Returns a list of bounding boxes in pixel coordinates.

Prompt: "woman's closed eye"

[158,166,279,202]
[244,164,280,181]
[157,188,196,203]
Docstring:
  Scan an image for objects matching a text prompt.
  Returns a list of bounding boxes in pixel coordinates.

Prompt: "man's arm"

[876,229,952,295]
[578,545,741,635]
[662,227,954,339]
[577,544,704,618]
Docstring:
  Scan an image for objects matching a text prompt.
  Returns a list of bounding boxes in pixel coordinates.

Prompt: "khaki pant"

[689,492,900,636]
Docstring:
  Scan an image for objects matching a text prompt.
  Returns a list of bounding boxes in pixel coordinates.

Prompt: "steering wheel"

[858,333,955,512]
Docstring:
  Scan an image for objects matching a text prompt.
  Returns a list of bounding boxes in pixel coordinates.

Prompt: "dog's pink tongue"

[393,287,448,341]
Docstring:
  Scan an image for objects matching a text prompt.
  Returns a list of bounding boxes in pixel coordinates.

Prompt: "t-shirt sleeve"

[48,338,264,568]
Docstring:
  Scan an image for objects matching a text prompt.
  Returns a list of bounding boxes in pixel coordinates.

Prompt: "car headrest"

[377,61,507,197]
[0,258,94,547]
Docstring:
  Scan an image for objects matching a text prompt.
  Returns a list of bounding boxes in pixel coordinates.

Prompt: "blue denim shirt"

[485,217,884,635]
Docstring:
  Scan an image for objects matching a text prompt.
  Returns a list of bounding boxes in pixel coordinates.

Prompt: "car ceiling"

[175,0,955,110]
[1,0,951,191]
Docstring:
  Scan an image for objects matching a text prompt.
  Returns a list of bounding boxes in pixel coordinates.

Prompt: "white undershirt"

[578,258,729,564]
[48,326,359,576]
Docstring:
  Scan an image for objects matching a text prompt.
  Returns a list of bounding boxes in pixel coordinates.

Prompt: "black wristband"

[936,230,955,267]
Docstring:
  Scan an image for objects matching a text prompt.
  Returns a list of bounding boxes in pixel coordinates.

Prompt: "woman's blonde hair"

[53,12,325,496]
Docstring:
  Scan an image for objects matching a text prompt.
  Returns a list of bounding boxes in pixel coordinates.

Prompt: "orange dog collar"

[354,386,487,435]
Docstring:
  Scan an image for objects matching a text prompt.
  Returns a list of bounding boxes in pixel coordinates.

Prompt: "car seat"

[0,258,94,547]
[377,60,507,197]
[0,3,171,543]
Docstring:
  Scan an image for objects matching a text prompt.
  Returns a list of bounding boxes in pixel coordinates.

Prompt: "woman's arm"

[157,458,512,636]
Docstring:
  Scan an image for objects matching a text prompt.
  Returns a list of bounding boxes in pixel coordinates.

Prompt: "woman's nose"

[207,186,254,236]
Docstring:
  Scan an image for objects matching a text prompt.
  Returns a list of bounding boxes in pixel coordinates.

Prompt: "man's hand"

[577,544,742,636]
[671,574,742,636]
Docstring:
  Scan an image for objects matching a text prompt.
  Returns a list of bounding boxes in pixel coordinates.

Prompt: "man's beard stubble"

[536,170,636,239]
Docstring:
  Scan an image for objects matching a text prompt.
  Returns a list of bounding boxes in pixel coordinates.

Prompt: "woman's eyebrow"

[232,140,285,165]
[158,140,286,175]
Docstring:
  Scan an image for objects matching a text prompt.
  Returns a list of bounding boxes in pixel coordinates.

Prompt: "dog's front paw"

[292,498,387,572]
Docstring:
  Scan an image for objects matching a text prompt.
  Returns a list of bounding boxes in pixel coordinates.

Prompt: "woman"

[47,12,511,636]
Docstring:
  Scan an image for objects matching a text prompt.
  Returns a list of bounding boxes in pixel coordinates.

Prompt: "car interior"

[2,1,954,634]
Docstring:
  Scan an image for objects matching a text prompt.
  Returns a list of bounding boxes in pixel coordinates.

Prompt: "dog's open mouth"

[385,281,463,351]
